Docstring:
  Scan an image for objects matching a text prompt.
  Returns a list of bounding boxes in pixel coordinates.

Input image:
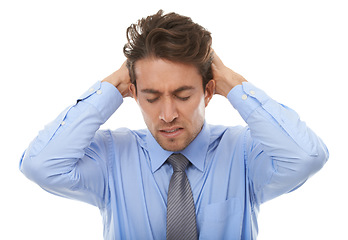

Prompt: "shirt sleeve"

[19,81,123,208]
[227,82,329,205]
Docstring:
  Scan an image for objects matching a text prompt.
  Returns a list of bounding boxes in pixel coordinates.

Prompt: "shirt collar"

[147,122,210,173]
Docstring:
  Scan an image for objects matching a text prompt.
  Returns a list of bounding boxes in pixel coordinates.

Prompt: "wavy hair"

[123,10,213,90]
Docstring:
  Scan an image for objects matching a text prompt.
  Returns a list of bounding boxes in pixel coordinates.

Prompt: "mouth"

[161,128,181,133]
[159,127,184,138]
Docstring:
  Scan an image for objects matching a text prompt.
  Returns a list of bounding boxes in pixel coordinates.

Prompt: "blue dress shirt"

[20,81,328,239]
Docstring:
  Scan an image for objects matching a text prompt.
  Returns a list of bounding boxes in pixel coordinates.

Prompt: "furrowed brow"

[140,86,194,95]
[140,89,161,94]
[172,86,195,94]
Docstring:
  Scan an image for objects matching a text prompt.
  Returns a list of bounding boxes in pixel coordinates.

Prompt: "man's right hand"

[102,61,132,98]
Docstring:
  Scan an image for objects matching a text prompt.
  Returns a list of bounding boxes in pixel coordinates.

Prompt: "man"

[20,10,329,239]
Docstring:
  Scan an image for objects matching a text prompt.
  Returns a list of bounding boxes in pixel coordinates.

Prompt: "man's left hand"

[211,52,247,97]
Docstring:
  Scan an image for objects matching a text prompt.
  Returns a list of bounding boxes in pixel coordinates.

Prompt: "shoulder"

[96,128,148,148]
[208,124,248,140]
[207,124,251,151]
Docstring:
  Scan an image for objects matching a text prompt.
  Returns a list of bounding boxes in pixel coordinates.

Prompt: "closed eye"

[146,97,160,103]
[176,96,190,101]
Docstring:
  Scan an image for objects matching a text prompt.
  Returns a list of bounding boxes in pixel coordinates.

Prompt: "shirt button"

[242,94,248,100]
[96,90,102,95]
[250,90,255,95]
[89,88,94,92]
[61,121,66,126]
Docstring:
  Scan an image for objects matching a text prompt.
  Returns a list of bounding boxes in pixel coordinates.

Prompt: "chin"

[159,142,185,152]
[157,137,192,152]
[162,145,186,152]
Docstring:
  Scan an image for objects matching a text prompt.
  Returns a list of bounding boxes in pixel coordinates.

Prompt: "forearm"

[228,82,329,202]
[20,81,122,189]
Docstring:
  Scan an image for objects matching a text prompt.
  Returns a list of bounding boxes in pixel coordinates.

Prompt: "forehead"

[134,58,202,90]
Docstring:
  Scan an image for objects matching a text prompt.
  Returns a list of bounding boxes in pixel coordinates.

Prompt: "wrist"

[220,71,247,97]
[102,67,131,98]
[102,71,122,88]
[82,81,123,122]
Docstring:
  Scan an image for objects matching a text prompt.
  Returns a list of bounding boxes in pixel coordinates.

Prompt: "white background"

[1,0,347,239]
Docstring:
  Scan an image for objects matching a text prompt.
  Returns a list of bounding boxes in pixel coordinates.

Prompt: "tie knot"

[167,153,189,172]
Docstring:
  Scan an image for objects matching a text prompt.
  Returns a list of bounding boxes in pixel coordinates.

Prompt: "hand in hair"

[211,52,247,97]
[102,61,133,98]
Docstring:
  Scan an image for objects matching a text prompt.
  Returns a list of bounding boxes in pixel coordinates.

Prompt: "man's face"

[131,58,214,152]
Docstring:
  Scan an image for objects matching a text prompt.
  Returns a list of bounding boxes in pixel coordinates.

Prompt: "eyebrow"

[140,89,161,94]
[172,86,195,94]
[140,86,195,95]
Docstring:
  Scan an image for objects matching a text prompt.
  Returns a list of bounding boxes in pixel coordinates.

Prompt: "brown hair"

[123,10,213,90]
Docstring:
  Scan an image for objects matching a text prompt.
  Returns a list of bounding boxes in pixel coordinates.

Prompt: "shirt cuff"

[227,82,270,121]
[78,81,123,122]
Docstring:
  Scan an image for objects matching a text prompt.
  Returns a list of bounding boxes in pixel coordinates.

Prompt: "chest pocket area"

[197,198,243,239]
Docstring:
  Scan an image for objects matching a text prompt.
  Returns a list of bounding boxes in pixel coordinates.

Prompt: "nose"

[159,98,178,123]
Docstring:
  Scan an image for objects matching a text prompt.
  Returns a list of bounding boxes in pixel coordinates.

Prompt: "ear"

[130,84,138,102]
[204,80,215,107]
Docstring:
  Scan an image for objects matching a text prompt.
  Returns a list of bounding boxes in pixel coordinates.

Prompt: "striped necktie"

[166,153,198,240]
